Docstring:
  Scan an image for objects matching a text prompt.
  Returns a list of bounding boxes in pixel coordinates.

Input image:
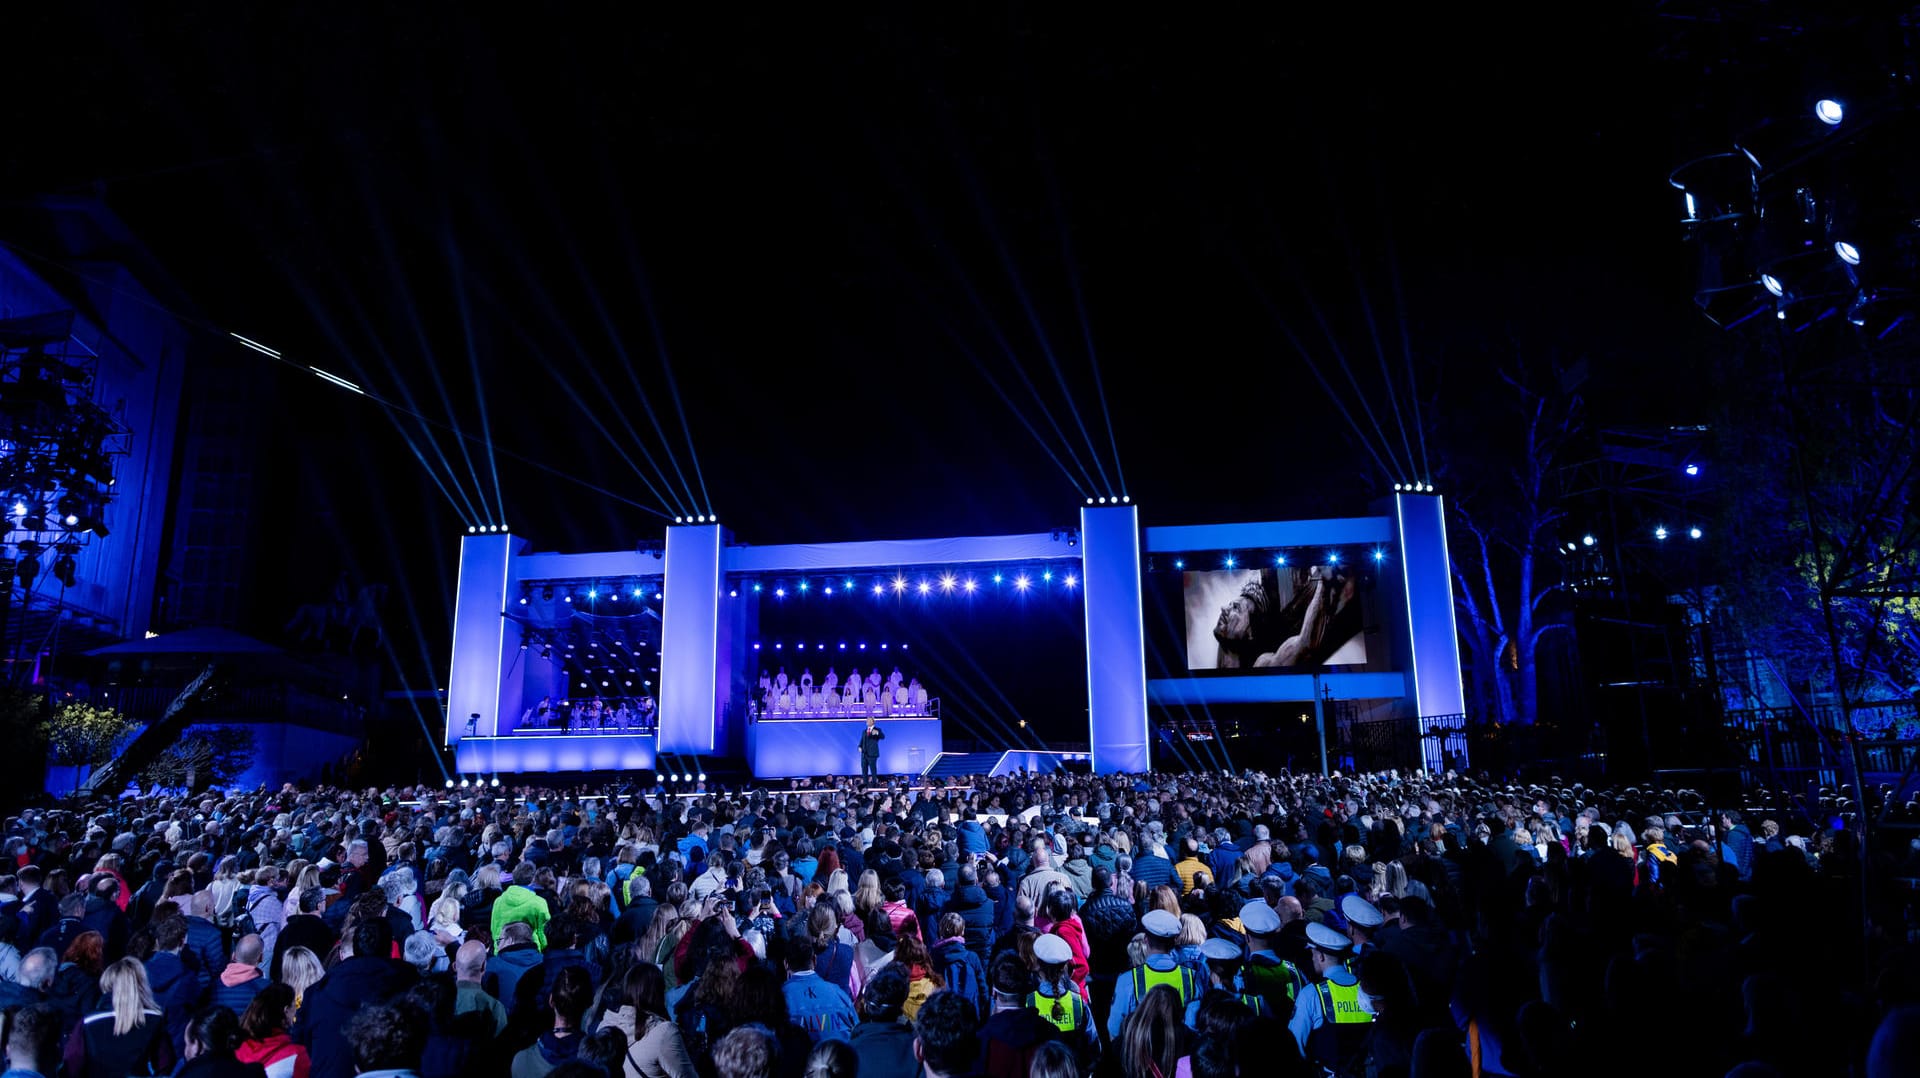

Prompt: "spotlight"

[697,772,707,782]
[1836,240,1861,265]
[1275,554,1287,566]
[1685,463,1700,476]
[798,580,809,592]
[1042,569,1053,582]
[939,573,956,592]
[775,587,786,598]
[564,594,573,603]
[63,514,78,527]
[445,779,454,789]
[729,589,737,597]
[1173,559,1184,570]
[1760,273,1785,298]
[1689,526,1703,539]
[1063,573,1077,588]
[824,586,833,595]
[992,573,1003,584]
[1224,556,1235,569]
[916,580,931,595]
[859,643,866,649]
[1654,525,1670,541]
[491,777,500,787]
[460,778,471,788]
[893,577,908,593]
[1328,552,1341,565]
[1066,533,1077,547]
[520,596,528,605]
[1393,483,1403,492]
[1123,495,1131,503]
[753,583,762,593]
[1815,98,1844,125]
[468,525,476,534]
[1582,534,1596,546]
[845,579,855,590]
[10,503,23,516]
[1014,574,1031,591]
[873,584,885,595]
[1372,550,1385,563]
[962,578,977,593]
[588,589,597,599]
[753,642,760,649]
[839,642,847,649]
[1087,498,1094,505]
[632,587,642,597]
[1098,496,1107,504]
[674,517,683,524]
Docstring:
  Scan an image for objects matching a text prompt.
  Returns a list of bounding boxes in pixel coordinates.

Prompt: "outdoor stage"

[443,498,1465,779]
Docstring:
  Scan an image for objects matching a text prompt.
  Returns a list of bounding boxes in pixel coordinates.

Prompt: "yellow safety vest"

[1317,979,1374,1025]
[1132,962,1198,1005]
[1029,990,1083,1033]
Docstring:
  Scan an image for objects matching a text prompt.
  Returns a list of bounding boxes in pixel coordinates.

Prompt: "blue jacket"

[183,916,227,981]
[144,950,205,1055]
[942,885,996,959]
[1132,853,1175,893]
[484,944,545,1014]
[293,955,420,1078]
[1208,841,1244,883]
[209,969,268,1017]
[782,972,857,1042]
[956,821,989,857]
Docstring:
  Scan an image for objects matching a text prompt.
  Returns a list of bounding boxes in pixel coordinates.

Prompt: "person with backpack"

[927,913,985,1017]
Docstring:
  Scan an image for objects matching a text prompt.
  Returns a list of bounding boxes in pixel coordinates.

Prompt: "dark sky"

[1,6,1728,721]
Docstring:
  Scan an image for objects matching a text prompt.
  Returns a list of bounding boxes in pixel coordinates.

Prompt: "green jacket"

[491,884,552,952]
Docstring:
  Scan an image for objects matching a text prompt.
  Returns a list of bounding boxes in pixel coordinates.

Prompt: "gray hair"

[18,947,56,989]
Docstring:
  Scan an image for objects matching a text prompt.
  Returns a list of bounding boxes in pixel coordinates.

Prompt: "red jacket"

[1050,914,1092,997]
[238,1033,312,1078]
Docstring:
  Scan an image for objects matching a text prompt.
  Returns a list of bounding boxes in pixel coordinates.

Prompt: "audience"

[0,764,1913,1078]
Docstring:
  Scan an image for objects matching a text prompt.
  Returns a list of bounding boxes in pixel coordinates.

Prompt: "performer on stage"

[823,668,839,696]
[858,716,884,781]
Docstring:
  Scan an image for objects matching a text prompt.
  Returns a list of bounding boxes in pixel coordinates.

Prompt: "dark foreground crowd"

[0,766,1916,1078]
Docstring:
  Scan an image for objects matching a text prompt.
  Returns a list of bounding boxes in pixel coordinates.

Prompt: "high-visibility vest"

[1307,979,1375,1070]
[1029,990,1085,1033]
[1242,954,1304,1004]
[1131,961,1198,1006]
[1317,979,1374,1024]
[1237,991,1271,1018]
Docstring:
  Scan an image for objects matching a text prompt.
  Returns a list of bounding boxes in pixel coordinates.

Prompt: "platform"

[454,732,657,773]
[747,716,942,776]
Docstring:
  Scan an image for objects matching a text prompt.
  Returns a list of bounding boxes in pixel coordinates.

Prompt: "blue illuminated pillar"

[1081,505,1149,773]
[1391,493,1468,770]
[447,533,522,745]
[659,523,724,754]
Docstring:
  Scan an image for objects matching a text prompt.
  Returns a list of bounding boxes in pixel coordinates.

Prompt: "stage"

[747,716,943,777]
[454,732,657,773]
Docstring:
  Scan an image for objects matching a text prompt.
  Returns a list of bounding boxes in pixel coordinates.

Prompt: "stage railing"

[751,696,941,721]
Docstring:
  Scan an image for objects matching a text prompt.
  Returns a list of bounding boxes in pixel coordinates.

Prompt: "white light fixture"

[1761,273,1784,297]
[1815,98,1844,126]
[1582,534,1595,546]
[1836,240,1861,265]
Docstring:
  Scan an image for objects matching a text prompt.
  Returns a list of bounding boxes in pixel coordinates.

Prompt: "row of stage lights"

[446,777,503,789]
[1392,483,1437,493]
[752,641,906,652]
[1084,496,1132,505]
[737,570,1077,599]
[467,524,509,533]
[672,515,717,524]
[520,584,661,605]
[1162,549,1385,570]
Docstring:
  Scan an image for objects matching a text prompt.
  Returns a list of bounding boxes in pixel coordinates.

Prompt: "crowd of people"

[757,668,931,718]
[0,765,1913,1078]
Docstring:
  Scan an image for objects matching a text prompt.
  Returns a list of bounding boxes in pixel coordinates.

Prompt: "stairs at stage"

[922,751,1002,779]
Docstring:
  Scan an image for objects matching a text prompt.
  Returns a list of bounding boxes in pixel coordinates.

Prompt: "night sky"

[2,7,1728,736]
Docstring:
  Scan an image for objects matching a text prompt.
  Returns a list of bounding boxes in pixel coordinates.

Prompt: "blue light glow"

[1276,554,1287,566]
[1689,526,1703,539]
[993,573,1003,584]
[845,579,855,590]
[873,584,885,595]
[824,586,833,595]
[798,580,809,592]
[1816,98,1844,125]
[1064,573,1077,588]
[588,589,597,598]
[939,573,956,592]
[1372,550,1385,562]
[1014,574,1031,590]
[1654,525,1669,540]
[1328,552,1340,565]
[1043,570,1053,582]
[1224,555,1236,568]
[775,587,786,598]
[1685,463,1699,476]
[893,577,908,593]
[962,578,977,593]
[839,642,847,649]
[1174,559,1184,570]
[917,580,931,595]
[1836,240,1861,265]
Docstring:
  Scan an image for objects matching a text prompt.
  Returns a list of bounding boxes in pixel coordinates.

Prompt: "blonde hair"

[279,946,325,1007]
[100,957,158,1036]
[429,896,463,930]
[853,871,884,916]
[1177,914,1206,949]
[825,869,849,896]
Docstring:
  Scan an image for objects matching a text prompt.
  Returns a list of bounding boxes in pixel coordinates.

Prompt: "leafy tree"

[136,726,257,793]
[41,701,136,790]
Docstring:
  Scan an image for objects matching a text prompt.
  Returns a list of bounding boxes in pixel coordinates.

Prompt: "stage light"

[491,777,500,787]
[10,503,23,516]
[774,642,782,649]
[873,583,885,596]
[1582,534,1596,546]
[859,643,866,649]
[1173,559,1184,570]
[824,586,833,595]
[1654,525,1669,540]
[752,582,762,593]
[1042,569,1053,582]
[445,779,454,789]
[893,577,907,593]
[1015,574,1031,591]
[992,573,1003,584]
[1393,483,1402,492]
[1224,556,1235,569]
[839,642,847,649]
[1815,98,1844,125]
[798,580,809,592]
[1690,526,1703,539]
[564,594,573,603]
[939,573,956,592]
[795,642,805,650]
[460,778,470,788]
[698,772,707,782]
[880,643,888,649]
[1372,550,1385,563]
[1063,573,1077,588]
[1087,497,1094,505]
[753,642,760,649]
[588,589,597,599]
[1123,495,1131,503]
[1760,273,1785,298]
[962,578,977,593]
[468,525,476,534]
[845,579,854,590]
[674,516,683,524]
[63,514,77,526]
[1685,463,1699,476]
[1098,496,1107,504]
[1328,552,1340,565]
[1276,554,1287,566]
[775,587,786,598]
[1836,240,1861,265]
[519,597,528,605]
[917,580,931,595]
[729,589,737,597]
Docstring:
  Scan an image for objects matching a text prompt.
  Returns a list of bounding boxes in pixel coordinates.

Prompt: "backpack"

[936,948,985,1013]
[218,887,262,947]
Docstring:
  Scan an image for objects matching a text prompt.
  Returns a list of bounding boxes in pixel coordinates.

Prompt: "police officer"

[1289,921,1375,1074]
[1238,899,1305,1018]
[1186,937,1275,1027]
[1029,933,1096,1066]
[1339,894,1384,962]
[1106,909,1200,1040]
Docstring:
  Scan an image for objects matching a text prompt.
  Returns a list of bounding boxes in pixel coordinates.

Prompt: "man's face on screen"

[1215,596,1253,641]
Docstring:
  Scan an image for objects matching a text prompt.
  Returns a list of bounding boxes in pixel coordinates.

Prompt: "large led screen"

[1183,566,1369,671]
